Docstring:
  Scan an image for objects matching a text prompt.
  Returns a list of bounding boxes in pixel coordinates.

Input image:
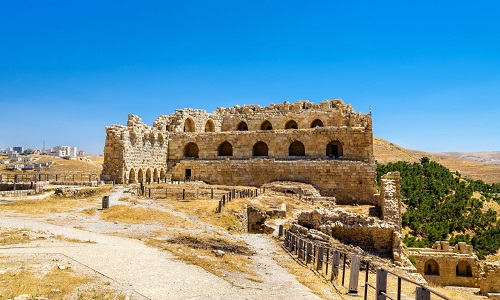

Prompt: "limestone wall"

[408,242,481,287]
[101,115,169,183]
[480,261,500,297]
[168,159,377,204]
[379,172,401,228]
[167,126,373,162]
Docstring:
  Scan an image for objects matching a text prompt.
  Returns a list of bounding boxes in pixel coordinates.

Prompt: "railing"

[282,230,451,300]
[0,173,100,184]
[138,185,262,203]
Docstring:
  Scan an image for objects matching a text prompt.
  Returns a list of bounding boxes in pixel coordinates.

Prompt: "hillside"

[374,137,500,184]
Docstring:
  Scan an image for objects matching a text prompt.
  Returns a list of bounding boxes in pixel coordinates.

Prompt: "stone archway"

[184,142,199,158]
[424,259,439,275]
[253,141,268,157]
[160,168,166,182]
[218,141,233,156]
[285,120,298,129]
[311,119,324,128]
[260,120,272,130]
[237,121,248,131]
[205,119,215,132]
[456,261,472,277]
[153,168,159,183]
[289,141,305,156]
[128,168,136,184]
[146,168,152,184]
[184,118,195,132]
[137,169,144,183]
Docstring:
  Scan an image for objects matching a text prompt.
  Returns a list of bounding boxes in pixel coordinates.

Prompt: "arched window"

[146,168,152,184]
[289,141,305,156]
[218,141,233,156]
[253,141,268,157]
[456,261,472,277]
[153,168,159,182]
[311,119,324,128]
[158,133,165,146]
[138,169,144,183]
[184,118,195,132]
[143,134,149,146]
[205,119,215,132]
[260,120,272,130]
[128,168,136,184]
[129,131,137,145]
[326,141,343,159]
[237,121,248,131]
[424,259,439,275]
[285,120,298,129]
[149,132,156,145]
[184,142,199,158]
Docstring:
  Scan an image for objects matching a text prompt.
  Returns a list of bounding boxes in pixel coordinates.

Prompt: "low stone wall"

[296,208,396,255]
[481,261,500,298]
[168,159,377,204]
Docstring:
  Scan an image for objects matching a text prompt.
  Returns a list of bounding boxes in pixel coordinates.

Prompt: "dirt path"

[0,187,323,299]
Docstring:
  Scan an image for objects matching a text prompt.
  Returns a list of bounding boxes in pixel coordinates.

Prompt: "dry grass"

[0,267,91,299]
[100,205,196,228]
[0,230,33,246]
[1,186,112,215]
[147,232,258,282]
[374,137,500,183]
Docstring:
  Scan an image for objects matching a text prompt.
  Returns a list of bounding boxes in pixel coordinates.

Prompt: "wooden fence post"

[211,188,214,199]
[415,286,431,300]
[278,225,283,237]
[182,189,185,200]
[284,231,290,248]
[222,194,226,205]
[348,255,361,295]
[217,200,222,213]
[376,268,387,300]
[298,238,304,260]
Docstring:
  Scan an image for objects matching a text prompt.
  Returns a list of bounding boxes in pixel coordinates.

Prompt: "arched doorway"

[138,169,144,183]
[184,142,199,158]
[160,169,166,182]
[456,261,472,277]
[289,141,305,156]
[218,141,233,156]
[184,118,195,132]
[311,119,324,128]
[260,120,272,130]
[128,168,136,184]
[285,120,298,129]
[205,119,215,132]
[237,121,248,131]
[146,168,152,184]
[424,259,439,275]
[253,141,268,157]
[153,168,159,183]
[326,141,343,159]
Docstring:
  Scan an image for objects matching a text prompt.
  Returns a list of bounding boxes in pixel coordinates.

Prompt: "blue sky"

[1,1,499,155]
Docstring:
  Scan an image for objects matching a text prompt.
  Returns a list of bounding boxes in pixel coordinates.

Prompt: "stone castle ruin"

[101,99,376,204]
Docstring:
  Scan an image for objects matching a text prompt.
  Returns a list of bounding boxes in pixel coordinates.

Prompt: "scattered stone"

[213,250,225,257]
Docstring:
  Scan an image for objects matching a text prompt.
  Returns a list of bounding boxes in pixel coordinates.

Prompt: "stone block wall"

[168,159,377,204]
[480,262,500,297]
[379,172,401,228]
[408,242,481,287]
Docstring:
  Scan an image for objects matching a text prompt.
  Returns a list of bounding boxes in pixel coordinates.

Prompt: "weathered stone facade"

[101,99,377,203]
[408,241,481,287]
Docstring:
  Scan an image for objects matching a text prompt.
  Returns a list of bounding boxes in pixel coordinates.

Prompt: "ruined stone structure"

[101,99,377,204]
[408,241,481,287]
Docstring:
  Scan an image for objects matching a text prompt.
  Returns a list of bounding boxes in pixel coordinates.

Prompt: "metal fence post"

[348,255,361,295]
[415,286,430,300]
[331,250,340,281]
[316,246,324,270]
[376,268,388,300]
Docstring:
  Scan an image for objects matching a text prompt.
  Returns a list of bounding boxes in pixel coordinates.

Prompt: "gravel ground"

[0,186,325,300]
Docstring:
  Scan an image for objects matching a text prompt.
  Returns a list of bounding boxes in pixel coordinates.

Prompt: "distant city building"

[7,152,19,159]
[77,150,85,156]
[51,146,77,157]
[12,146,23,153]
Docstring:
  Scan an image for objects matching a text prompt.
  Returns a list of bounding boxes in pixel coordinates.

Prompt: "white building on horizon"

[51,146,77,157]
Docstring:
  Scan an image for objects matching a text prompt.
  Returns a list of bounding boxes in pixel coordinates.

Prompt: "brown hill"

[374,137,500,184]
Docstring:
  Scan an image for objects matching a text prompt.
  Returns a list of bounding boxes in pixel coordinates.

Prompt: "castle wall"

[167,127,373,161]
[409,242,481,287]
[168,159,377,204]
